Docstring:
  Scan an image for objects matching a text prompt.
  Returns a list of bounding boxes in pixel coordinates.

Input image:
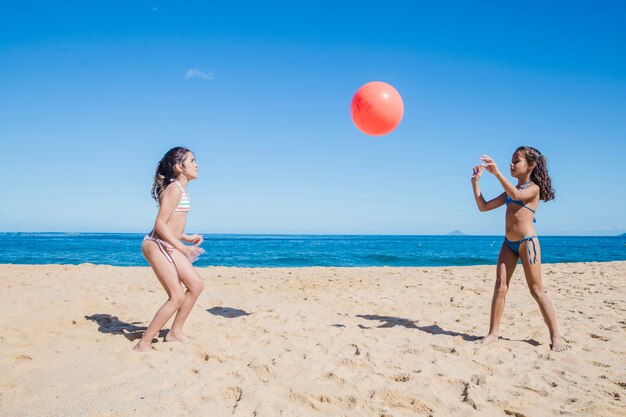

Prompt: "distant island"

[619,233,626,237]
[446,230,467,236]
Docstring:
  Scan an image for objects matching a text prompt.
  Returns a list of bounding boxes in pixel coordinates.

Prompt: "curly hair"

[516,146,555,202]
[151,146,191,203]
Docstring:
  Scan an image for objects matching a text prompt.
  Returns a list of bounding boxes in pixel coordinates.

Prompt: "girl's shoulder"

[157,182,183,208]
[527,182,541,199]
[162,181,183,197]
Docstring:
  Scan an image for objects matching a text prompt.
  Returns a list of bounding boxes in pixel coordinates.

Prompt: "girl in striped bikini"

[471,146,567,352]
[134,147,205,352]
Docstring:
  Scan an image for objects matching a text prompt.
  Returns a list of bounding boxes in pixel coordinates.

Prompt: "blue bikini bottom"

[505,235,538,264]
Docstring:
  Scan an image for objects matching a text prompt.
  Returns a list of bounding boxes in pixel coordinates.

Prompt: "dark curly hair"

[516,146,555,202]
[151,146,191,203]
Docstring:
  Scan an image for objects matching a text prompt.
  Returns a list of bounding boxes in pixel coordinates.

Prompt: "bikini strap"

[525,236,538,264]
[172,180,185,193]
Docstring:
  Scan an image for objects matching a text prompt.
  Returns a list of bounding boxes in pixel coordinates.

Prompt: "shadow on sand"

[355,314,542,346]
[356,314,479,341]
[207,306,250,318]
[85,313,153,342]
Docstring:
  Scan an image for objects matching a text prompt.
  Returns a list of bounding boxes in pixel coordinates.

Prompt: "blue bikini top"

[506,181,537,223]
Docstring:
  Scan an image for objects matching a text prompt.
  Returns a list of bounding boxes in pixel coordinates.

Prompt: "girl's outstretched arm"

[472,164,506,211]
[480,155,538,201]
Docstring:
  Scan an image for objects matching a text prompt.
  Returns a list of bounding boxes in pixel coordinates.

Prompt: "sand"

[1,262,624,417]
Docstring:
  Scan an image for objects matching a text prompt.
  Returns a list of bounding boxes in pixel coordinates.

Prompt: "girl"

[471,146,567,352]
[134,147,205,352]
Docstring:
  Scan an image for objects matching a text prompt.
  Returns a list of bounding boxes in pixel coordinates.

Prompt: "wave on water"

[6,232,82,237]
[362,254,413,265]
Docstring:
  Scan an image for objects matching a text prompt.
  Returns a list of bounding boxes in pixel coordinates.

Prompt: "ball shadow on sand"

[207,306,250,318]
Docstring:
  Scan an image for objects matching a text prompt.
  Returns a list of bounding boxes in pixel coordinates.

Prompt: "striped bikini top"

[172,180,191,213]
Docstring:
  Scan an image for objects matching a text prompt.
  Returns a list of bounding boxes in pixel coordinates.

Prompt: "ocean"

[0,233,624,267]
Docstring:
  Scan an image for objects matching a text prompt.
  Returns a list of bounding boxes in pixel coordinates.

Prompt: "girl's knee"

[170,292,186,307]
[494,278,508,295]
[529,285,544,300]
[188,279,204,295]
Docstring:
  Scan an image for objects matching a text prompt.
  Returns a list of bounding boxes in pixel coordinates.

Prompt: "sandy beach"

[1,262,624,416]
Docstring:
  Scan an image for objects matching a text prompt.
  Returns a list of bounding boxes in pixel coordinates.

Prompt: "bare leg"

[133,241,186,352]
[519,238,568,352]
[481,242,519,346]
[165,251,205,343]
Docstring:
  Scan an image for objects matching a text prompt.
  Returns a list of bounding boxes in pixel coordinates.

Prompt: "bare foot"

[478,334,499,346]
[133,341,153,352]
[550,336,569,352]
[165,330,190,343]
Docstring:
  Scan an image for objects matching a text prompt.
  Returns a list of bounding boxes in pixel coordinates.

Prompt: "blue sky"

[1,1,625,235]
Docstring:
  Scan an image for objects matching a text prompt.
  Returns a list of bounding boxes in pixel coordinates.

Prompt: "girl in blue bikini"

[471,146,567,352]
[134,147,205,352]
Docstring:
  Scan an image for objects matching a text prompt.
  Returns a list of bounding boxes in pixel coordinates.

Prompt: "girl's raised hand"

[471,165,483,183]
[479,155,499,175]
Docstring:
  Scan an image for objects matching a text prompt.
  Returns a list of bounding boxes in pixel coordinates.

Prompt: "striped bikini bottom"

[144,231,174,263]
